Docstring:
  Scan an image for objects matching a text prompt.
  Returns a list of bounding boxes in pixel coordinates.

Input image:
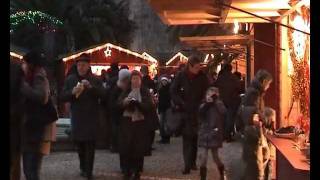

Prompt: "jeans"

[76,141,95,176]
[22,152,43,180]
[182,134,198,170]
[198,147,223,168]
[159,112,170,142]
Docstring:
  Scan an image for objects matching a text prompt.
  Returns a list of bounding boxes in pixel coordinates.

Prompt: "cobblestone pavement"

[23,134,245,180]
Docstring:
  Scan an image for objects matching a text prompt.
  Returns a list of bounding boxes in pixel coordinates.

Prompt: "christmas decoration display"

[287,7,310,119]
[10,11,63,33]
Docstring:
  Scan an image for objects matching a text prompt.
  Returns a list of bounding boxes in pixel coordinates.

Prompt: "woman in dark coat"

[241,69,273,180]
[10,61,25,180]
[198,87,226,180]
[20,51,57,180]
[117,70,157,180]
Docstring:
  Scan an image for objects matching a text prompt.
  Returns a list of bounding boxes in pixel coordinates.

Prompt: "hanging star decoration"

[10,11,63,33]
[104,46,112,57]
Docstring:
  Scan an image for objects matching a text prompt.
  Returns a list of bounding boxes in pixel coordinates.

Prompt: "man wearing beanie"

[61,53,105,179]
[109,69,131,173]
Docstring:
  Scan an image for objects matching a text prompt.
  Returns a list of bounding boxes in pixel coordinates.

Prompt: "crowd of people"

[10,51,275,180]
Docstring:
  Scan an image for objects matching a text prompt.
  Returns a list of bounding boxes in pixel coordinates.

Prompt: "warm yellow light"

[166,52,188,66]
[10,52,23,59]
[234,19,239,34]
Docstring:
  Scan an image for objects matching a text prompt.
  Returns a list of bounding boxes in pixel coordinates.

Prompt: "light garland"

[10,11,63,33]
[142,52,158,64]
[10,52,24,60]
[166,52,188,66]
[62,43,156,64]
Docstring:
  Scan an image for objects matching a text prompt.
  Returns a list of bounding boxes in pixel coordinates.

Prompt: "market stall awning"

[60,43,157,66]
[180,34,251,54]
[165,52,188,66]
[10,44,28,61]
[147,0,291,24]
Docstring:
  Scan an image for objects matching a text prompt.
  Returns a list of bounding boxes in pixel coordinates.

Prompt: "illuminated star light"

[104,46,112,57]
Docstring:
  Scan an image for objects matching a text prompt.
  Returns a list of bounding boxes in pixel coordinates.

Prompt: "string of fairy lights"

[10,11,63,33]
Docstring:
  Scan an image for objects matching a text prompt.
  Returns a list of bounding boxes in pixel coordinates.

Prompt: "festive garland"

[287,10,310,119]
[10,11,63,33]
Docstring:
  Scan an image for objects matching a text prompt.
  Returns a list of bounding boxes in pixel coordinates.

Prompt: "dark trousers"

[225,106,238,139]
[159,112,170,142]
[121,155,144,174]
[182,134,198,170]
[111,121,119,151]
[76,141,95,176]
[10,152,21,180]
[22,152,43,180]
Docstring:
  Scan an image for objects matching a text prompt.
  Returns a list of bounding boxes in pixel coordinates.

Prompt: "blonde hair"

[264,107,275,119]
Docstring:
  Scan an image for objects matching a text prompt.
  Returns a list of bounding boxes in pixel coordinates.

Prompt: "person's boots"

[200,167,207,180]
[182,167,191,175]
[218,165,226,180]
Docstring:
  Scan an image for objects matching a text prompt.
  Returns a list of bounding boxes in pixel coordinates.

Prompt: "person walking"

[117,70,157,179]
[140,65,158,154]
[20,51,58,180]
[109,69,131,173]
[241,69,273,180]
[170,55,209,174]
[61,53,105,179]
[157,76,172,144]
[198,87,226,180]
[10,61,26,180]
[215,64,241,142]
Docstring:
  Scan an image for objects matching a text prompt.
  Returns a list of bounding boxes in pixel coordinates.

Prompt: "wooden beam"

[164,11,220,19]
[224,17,269,23]
[168,19,218,25]
[180,35,252,42]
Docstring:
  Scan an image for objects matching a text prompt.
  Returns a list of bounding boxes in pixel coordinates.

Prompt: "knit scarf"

[123,88,145,122]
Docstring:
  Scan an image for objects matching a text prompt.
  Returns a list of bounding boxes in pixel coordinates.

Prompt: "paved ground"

[22,134,245,180]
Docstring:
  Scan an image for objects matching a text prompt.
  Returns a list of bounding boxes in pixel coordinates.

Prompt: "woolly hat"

[118,69,131,81]
[160,76,169,82]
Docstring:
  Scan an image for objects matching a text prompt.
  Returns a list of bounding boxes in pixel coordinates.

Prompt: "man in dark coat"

[215,64,241,142]
[10,61,25,180]
[61,53,105,179]
[170,55,209,174]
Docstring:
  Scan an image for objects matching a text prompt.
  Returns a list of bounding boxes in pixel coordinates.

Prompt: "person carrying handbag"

[20,50,58,180]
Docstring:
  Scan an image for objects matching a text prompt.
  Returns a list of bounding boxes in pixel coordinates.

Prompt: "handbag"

[27,97,58,127]
[165,107,184,136]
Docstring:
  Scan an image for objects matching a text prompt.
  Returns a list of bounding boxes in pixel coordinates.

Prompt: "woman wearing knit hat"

[117,70,158,179]
[108,69,131,172]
